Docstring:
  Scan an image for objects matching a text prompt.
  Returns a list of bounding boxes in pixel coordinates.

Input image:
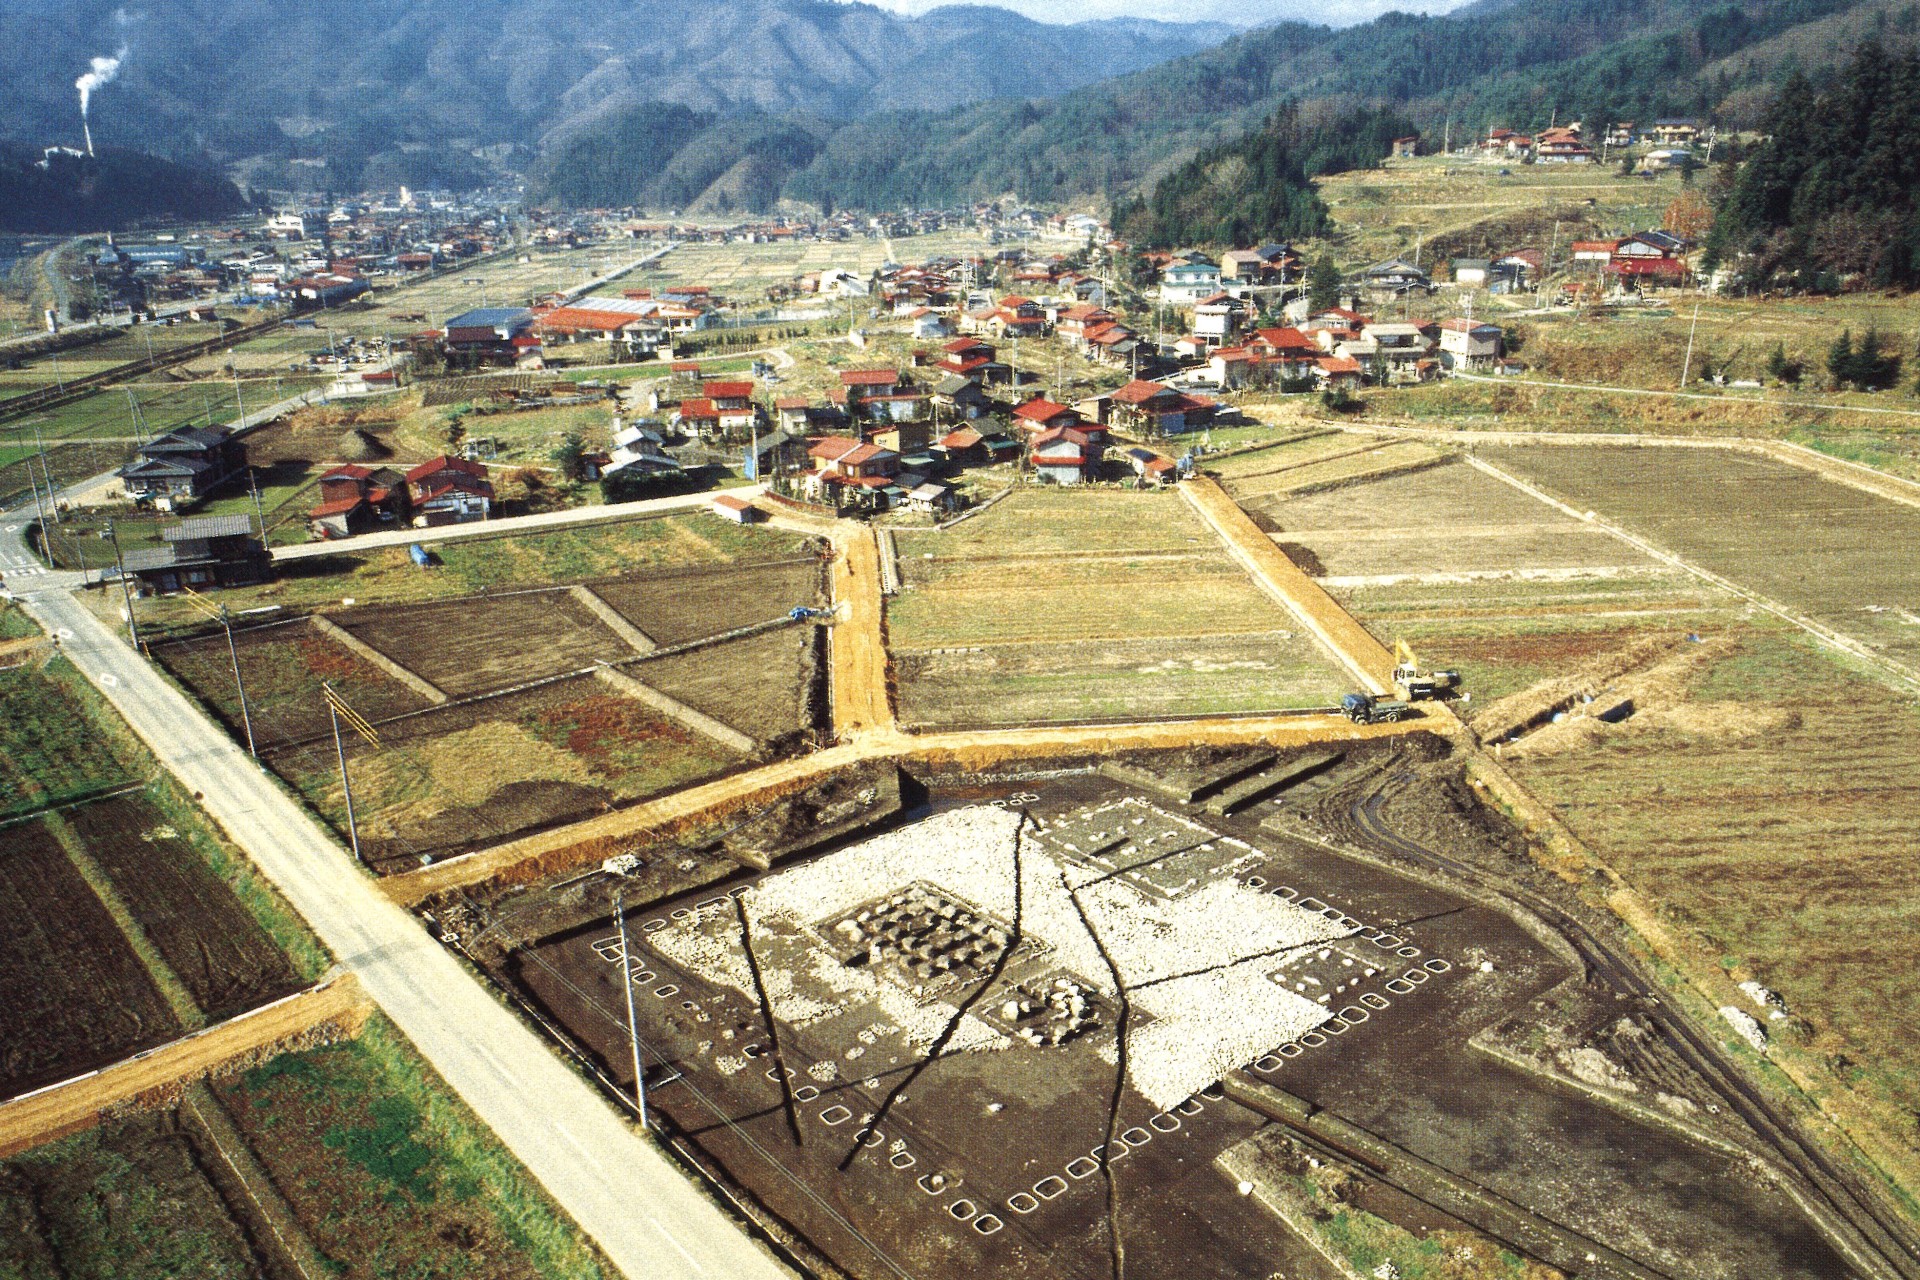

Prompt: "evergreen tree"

[1308,254,1343,312]
[1828,329,1856,390]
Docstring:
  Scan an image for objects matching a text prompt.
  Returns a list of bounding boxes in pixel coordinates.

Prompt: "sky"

[862,0,1476,26]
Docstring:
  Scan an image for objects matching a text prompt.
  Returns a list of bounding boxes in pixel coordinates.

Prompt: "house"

[1534,127,1593,163]
[774,397,813,432]
[1192,294,1245,348]
[442,307,536,363]
[745,429,809,478]
[405,456,493,526]
[119,426,247,507]
[934,425,987,466]
[308,463,409,538]
[711,493,763,524]
[1437,319,1504,370]
[1109,379,1214,436]
[1642,148,1693,173]
[1314,355,1365,389]
[907,482,959,514]
[910,310,952,340]
[118,514,269,593]
[1364,322,1434,374]
[1605,122,1636,148]
[1011,396,1083,436]
[809,436,900,482]
[1030,425,1104,485]
[840,368,903,402]
[933,374,990,419]
[859,391,933,425]
[1649,118,1701,146]
[1362,259,1433,301]
[1391,135,1420,158]
[1123,447,1178,487]
[1570,240,1619,265]
[1452,258,1491,287]
[1160,258,1223,305]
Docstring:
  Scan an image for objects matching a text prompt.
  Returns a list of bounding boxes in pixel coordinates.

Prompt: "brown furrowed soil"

[337,589,637,698]
[589,557,823,646]
[65,796,303,1022]
[0,821,180,1097]
[628,626,818,744]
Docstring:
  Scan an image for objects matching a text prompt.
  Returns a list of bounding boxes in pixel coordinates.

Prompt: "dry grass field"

[1478,444,1920,677]
[887,487,1351,724]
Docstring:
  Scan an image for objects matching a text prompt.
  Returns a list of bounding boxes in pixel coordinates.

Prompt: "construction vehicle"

[1392,639,1462,701]
[1342,692,1414,724]
[789,605,833,623]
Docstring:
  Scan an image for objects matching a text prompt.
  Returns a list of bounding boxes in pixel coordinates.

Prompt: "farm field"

[591,556,822,645]
[1223,440,1448,501]
[0,818,181,1095]
[0,322,235,397]
[0,657,145,819]
[65,795,304,1022]
[1477,444,1920,677]
[271,674,742,872]
[1260,459,1658,581]
[116,513,815,637]
[1316,153,1682,272]
[1505,628,1920,1177]
[633,625,821,744]
[645,227,1004,297]
[887,487,1351,724]
[0,1020,611,1280]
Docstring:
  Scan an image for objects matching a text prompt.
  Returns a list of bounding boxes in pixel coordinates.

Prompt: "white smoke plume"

[76,47,128,118]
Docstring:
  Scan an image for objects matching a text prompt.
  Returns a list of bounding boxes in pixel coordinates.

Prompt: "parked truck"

[1342,692,1415,724]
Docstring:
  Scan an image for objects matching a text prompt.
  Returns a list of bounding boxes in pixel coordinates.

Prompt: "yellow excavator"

[1392,639,1462,701]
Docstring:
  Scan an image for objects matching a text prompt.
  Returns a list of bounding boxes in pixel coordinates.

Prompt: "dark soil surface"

[591,558,824,647]
[339,588,635,697]
[636,626,817,744]
[0,1113,266,1280]
[67,795,302,1022]
[0,820,179,1097]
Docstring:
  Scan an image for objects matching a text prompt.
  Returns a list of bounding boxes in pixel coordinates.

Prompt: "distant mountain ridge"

[0,0,1233,190]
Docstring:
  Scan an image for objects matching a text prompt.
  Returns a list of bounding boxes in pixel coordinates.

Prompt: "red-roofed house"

[307,463,409,538]
[840,368,903,400]
[1314,356,1365,389]
[405,456,493,526]
[1030,425,1105,485]
[1011,396,1083,435]
[1109,380,1215,436]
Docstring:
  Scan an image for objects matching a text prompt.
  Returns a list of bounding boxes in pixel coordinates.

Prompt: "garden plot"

[335,588,642,698]
[1479,444,1920,674]
[154,618,433,749]
[66,795,303,1022]
[0,820,181,1096]
[1255,459,1657,583]
[270,674,740,873]
[629,625,818,745]
[590,557,823,646]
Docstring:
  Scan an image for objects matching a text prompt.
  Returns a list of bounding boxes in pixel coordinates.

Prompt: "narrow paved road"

[15,586,791,1280]
[274,484,765,561]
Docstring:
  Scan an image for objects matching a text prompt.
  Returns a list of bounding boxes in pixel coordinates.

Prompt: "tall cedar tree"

[1706,42,1920,289]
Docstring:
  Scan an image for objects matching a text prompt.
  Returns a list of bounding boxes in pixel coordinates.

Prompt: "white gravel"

[656,805,1342,1109]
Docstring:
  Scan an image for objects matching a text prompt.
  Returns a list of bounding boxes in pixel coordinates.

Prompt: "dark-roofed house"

[933,374,990,419]
[119,426,247,508]
[405,456,493,526]
[120,514,269,593]
[443,307,535,358]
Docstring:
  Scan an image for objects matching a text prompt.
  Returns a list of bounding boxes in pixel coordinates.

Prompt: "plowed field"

[590,558,822,646]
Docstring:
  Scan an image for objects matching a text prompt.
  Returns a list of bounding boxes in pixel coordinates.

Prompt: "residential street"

[14,582,792,1280]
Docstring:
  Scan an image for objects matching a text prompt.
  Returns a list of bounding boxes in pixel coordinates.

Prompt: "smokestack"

[75,47,127,157]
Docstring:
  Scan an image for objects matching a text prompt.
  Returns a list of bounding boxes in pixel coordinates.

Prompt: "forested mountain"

[1111,105,1416,248]
[540,0,1904,213]
[3,0,1908,213]
[1705,41,1920,288]
[0,145,251,233]
[0,0,1232,193]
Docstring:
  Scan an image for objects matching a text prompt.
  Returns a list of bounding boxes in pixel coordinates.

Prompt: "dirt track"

[830,525,894,736]
[1180,476,1399,694]
[382,711,1438,905]
[0,975,371,1159]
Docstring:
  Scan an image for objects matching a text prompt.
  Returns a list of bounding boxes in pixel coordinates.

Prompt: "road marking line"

[647,1216,709,1276]
[552,1120,607,1175]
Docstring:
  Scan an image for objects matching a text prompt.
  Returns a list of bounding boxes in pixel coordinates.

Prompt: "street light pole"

[614,889,649,1129]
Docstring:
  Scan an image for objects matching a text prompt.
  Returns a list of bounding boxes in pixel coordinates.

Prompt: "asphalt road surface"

[16,583,791,1280]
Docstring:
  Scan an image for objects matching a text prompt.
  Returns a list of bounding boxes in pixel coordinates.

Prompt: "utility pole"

[615,889,649,1129]
[323,682,367,864]
[105,520,138,649]
[1679,300,1702,386]
[248,468,267,538]
[229,349,246,427]
[31,421,60,527]
[222,604,256,757]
